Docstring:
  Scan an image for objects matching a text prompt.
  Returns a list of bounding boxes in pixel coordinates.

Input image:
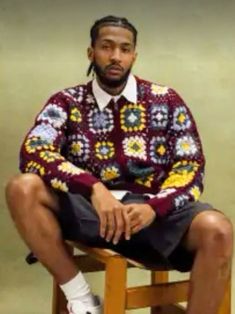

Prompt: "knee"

[5,173,43,210]
[195,212,233,259]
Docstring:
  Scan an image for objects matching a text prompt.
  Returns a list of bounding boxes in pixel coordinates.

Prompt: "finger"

[105,212,116,242]
[127,210,140,222]
[123,208,131,240]
[125,206,141,225]
[126,204,141,220]
[131,223,143,234]
[99,213,107,238]
[113,206,125,245]
[125,204,134,214]
[130,216,141,229]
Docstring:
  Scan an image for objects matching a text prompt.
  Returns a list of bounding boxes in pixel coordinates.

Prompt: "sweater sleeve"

[19,92,100,196]
[147,88,205,217]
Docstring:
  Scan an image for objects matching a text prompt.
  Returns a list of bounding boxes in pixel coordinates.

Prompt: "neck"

[96,77,127,96]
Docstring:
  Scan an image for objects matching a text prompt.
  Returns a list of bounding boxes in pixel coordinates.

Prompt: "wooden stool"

[52,241,231,314]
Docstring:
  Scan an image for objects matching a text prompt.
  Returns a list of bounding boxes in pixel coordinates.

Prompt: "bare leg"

[184,211,233,314]
[5,173,78,284]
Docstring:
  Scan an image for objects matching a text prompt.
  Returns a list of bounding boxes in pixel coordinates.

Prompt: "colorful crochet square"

[150,136,168,164]
[88,108,114,134]
[100,163,121,182]
[123,136,147,160]
[120,103,146,132]
[149,104,168,130]
[173,106,191,131]
[95,141,115,160]
[37,104,67,128]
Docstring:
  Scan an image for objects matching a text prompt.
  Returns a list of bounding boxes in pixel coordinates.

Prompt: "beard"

[92,60,132,88]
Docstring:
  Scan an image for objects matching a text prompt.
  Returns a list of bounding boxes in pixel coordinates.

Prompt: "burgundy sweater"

[19,76,205,217]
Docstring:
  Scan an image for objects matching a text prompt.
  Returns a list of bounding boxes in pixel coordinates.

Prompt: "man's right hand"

[91,182,131,244]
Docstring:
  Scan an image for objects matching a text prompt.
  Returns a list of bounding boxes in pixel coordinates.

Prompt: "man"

[5,15,233,314]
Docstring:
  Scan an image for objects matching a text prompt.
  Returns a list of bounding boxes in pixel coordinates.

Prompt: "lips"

[106,65,123,73]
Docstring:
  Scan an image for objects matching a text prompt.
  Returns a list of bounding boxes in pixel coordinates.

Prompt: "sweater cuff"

[147,196,173,217]
[71,173,100,198]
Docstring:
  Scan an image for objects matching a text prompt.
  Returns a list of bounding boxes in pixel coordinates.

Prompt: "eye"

[121,47,131,53]
[101,45,111,50]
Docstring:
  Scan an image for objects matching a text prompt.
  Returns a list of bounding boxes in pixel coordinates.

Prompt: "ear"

[87,47,94,62]
[132,51,138,65]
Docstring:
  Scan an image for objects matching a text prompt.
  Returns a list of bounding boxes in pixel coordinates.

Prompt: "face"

[88,25,137,88]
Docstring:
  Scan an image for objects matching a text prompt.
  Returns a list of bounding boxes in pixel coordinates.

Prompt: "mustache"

[105,63,124,71]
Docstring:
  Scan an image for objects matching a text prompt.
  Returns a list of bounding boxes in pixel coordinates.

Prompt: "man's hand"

[91,182,128,244]
[123,203,156,236]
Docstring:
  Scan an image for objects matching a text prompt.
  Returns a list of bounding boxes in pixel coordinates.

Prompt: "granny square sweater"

[20,76,205,217]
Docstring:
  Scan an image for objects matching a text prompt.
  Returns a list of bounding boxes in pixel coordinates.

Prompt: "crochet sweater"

[19,76,205,217]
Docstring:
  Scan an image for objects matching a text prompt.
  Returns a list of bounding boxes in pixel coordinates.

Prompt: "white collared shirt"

[92,73,137,111]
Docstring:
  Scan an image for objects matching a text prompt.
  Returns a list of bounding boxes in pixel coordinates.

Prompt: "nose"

[110,48,121,63]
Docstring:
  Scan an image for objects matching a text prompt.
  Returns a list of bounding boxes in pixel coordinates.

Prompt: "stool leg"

[218,274,231,314]
[150,271,169,314]
[104,256,127,314]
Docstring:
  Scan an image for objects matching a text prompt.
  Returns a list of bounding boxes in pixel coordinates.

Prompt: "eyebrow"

[100,39,133,46]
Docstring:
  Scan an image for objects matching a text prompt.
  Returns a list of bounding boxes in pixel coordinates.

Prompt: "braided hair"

[87,15,137,76]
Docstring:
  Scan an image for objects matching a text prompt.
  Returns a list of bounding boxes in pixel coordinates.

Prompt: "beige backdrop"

[0,0,234,313]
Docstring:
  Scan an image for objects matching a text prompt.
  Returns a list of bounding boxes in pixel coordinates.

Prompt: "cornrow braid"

[87,15,137,76]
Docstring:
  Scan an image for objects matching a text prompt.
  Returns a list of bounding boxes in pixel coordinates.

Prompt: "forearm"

[20,145,99,196]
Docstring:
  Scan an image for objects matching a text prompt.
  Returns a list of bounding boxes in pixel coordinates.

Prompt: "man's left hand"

[123,203,156,236]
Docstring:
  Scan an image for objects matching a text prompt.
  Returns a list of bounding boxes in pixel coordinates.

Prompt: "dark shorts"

[56,192,213,272]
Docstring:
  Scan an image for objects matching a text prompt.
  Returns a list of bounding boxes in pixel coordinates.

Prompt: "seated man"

[5,15,233,314]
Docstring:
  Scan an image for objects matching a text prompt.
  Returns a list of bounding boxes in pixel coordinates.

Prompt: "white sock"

[60,272,96,306]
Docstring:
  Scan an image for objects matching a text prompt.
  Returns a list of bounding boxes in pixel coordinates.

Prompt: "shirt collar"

[92,74,137,111]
